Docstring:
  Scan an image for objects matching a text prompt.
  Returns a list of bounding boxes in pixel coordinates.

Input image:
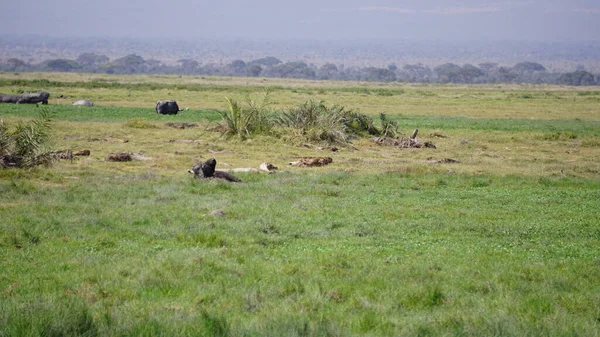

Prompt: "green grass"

[3,104,599,136]
[0,104,221,122]
[1,73,600,336]
[3,72,600,120]
[1,171,599,336]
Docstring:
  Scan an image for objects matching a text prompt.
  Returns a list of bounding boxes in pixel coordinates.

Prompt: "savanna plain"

[1,73,600,336]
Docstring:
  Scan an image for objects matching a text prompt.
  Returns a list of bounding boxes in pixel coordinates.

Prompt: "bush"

[276,100,390,145]
[218,90,273,140]
[217,97,401,146]
[0,107,57,168]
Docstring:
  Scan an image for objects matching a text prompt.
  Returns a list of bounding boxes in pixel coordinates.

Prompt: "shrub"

[218,90,273,140]
[217,97,401,146]
[276,100,351,145]
[1,107,57,168]
[276,100,395,145]
[379,113,399,138]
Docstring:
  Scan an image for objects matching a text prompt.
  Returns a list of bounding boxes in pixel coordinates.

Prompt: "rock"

[72,99,94,106]
[130,153,152,161]
[106,152,131,162]
[74,149,91,156]
[209,209,225,216]
[165,122,197,129]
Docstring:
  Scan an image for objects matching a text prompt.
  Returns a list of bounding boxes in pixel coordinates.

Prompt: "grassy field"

[1,72,600,336]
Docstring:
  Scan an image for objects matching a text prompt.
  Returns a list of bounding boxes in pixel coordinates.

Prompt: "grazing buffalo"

[155,100,181,115]
[72,99,94,106]
[0,91,50,104]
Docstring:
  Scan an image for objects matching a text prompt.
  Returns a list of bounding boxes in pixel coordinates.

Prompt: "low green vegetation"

[217,95,399,145]
[1,73,599,336]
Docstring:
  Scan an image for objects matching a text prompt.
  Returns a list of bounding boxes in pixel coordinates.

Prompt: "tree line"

[2,53,598,86]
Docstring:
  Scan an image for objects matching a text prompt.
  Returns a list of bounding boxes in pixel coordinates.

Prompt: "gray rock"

[72,99,94,106]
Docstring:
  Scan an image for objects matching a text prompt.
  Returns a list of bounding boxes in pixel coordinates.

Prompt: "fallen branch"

[224,162,279,174]
[374,129,436,149]
[289,157,333,167]
[428,158,461,164]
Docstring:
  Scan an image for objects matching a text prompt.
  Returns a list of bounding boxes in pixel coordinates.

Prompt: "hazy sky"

[2,0,599,41]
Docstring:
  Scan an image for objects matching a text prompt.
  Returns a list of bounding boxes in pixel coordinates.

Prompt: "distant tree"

[361,67,397,82]
[145,59,166,73]
[113,54,145,67]
[249,56,282,67]
[557,70,596,86]
[433,63,485,83]
[44,59,81,72]
[400,64,432,82]
[5,58,27,70]
[265,62,315,79]
[478,62,498,71]
[460,64,485,82]
[146,59,162,66]
[228,59,247,75]
[177,59,199,74]
[76,53,109,66]
[512,62,546,73]
[434,63,463,83]
[317,63,339,80]
[110,54,146,73]
[246,64,262,77]
[497,67,518,83]
[387,63,398,72]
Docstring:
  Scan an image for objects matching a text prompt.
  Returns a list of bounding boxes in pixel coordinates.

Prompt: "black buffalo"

[188,158,241,182]
[155,100,181,115]
[0,91,50,104]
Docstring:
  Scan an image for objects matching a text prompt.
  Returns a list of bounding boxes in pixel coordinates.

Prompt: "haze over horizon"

[2,0,599,42]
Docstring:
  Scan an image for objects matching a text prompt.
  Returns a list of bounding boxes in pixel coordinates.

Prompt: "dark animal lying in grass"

[188,158,241,182]
[0,91,50,104]
[155,100,181,115]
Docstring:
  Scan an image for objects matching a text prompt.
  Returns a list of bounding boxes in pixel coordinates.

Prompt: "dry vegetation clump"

[374,128,437,149]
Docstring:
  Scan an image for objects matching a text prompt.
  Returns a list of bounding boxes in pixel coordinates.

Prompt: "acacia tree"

[6,58,27,70]
[558,71,597,86]
[45,59,81,72]
[76,53,109,66]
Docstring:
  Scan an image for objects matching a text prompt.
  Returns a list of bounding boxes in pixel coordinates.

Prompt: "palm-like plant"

[0,108,56,168]
[218,89,273,140]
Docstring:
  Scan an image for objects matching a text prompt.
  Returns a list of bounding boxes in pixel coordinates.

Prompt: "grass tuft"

[125,118,158,129]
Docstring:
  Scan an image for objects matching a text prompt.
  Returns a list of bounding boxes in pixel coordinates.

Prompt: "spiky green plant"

[276,100,327,132]
[379,113,399,137]
[276,100,383,145]
[218,89,273,140]
[0,107,56,168]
